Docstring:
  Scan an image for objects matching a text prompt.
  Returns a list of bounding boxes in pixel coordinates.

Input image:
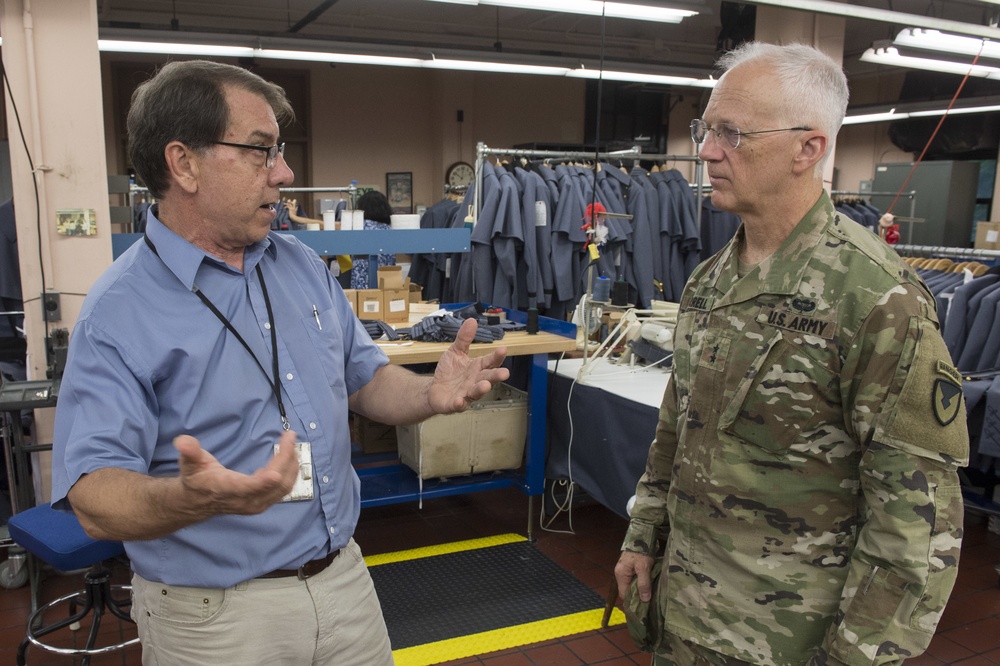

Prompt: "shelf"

[357,464,523,508]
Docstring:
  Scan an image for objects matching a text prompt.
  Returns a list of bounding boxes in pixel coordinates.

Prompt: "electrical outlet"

[42,291,61,322]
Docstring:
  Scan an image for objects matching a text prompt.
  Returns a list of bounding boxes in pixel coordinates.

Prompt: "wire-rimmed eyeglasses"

[690,119,811,150]
[211,141,286,168]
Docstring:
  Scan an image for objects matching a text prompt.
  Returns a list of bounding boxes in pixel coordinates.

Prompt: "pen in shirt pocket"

[312,305,322,330]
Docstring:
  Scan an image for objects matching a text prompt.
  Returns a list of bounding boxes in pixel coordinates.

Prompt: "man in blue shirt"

[50,60,509,665]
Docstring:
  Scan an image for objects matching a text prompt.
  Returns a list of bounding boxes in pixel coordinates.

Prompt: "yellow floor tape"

[364,533,627,666]
[393,607,627,666]
[364,533,527,567]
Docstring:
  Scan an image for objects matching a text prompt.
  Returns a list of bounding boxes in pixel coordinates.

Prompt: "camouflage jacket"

[623,192,969,666]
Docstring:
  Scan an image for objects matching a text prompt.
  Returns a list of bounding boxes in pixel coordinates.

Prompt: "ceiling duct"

[716,2,756,54]
[887,71,1000,159]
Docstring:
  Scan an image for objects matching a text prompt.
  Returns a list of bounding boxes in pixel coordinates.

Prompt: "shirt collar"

[145,205,275,291]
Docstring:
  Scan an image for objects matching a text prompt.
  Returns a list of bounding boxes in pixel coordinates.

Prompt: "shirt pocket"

[301,306,348,391]
[718,328,837,454]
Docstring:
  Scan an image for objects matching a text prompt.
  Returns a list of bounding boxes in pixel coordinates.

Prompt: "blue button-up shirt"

[51,210,388,587]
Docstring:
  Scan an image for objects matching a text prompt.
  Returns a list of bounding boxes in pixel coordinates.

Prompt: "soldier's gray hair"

[716,41,849,143]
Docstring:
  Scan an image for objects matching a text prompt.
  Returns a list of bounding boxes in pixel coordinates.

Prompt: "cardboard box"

[342,289,358,316]
[396,383,527,479]
[408,282,424,304]
[350,414,397,454]
[381,288,410,323]
[975,221,1000,250]
[377,265,404,289]
[357,289,382,318]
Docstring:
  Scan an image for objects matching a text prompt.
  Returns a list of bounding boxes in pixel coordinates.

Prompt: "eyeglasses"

[210,141,286,168]
[690,119,812,150]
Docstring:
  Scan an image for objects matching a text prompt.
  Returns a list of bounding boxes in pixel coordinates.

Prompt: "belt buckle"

[297,560,317,580]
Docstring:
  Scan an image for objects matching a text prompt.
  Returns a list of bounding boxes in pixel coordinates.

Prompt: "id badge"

[276,441,315,502]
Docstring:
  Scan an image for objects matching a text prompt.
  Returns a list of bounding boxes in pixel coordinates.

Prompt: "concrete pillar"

[1,0,113,498]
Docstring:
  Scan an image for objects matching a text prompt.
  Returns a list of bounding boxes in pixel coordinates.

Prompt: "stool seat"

[7,503,138,665]
[8,503,124,571]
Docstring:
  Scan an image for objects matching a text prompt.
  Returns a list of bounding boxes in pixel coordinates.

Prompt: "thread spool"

[592,276,611,302]
[526,308,539,335]
[611,280,629,306]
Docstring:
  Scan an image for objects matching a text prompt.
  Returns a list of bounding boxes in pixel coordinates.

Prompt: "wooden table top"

[377,304,577,364]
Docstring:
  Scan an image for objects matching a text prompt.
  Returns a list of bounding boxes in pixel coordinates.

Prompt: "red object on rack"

[581,202,607,253]
[884,224,900,245]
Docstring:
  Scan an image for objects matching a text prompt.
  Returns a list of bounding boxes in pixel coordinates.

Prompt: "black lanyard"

[144,235,290,430]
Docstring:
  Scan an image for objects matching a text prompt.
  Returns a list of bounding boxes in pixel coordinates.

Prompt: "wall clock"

[445,161,475,188]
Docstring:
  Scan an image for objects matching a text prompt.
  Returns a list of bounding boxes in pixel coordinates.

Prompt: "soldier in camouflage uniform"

[615,42,969,666]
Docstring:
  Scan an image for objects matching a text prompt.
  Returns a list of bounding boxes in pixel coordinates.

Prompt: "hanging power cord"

[881,42,985,229]
[0,60,50,342]
[539,352,578,535]
[541,8,611,534]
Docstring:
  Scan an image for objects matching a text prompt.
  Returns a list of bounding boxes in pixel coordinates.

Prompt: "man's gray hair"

[717,41,849,142]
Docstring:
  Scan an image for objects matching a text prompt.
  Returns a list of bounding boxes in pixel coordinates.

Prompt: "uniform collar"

[706,191,835,309]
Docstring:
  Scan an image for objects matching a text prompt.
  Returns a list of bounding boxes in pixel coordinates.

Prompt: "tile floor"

[0,486,998,665]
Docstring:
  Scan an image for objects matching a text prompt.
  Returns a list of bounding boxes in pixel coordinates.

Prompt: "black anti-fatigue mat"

[368,536,606,651]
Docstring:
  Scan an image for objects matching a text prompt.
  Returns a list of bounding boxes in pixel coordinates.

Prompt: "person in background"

[615,41,968,666]
[51,59,509,665]
[350,190,396,290]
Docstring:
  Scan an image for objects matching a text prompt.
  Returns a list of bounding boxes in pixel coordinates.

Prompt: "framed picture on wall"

[386,172,413,214]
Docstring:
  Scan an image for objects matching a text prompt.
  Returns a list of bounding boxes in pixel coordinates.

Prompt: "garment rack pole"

[893,244,1000,260]
[127,184,359,228]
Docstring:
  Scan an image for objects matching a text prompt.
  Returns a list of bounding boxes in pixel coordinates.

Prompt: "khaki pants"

[130,539,393,666]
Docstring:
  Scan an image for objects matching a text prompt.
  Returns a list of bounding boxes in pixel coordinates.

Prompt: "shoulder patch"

[932,379,962,427]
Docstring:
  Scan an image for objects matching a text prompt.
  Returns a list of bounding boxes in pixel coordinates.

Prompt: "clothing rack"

[632,152,705,221]
[831,189,918,244]
[473,142,704,225]
[474,142,643,225]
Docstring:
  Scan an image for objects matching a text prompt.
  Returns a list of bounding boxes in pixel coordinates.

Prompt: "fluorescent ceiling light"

[425,0,697,23]
[744,0,1000,40]
[425,58,571,75]
[96,38,714,87]
[841,110,901,125]
[909,104,1000,117]
[568,67,715,87]
[860,45,1000,79]
[843,102,1000,125]
[97,40,255,57]
[255,49,423,67]
[892,28,1000,60]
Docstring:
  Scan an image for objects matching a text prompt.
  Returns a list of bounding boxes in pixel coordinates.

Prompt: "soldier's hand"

[615,550,654,602]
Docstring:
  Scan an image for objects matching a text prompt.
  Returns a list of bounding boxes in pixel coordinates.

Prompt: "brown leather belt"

[258,550,339,580]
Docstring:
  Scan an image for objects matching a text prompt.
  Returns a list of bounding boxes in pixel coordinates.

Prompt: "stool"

[7,503,139,665]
